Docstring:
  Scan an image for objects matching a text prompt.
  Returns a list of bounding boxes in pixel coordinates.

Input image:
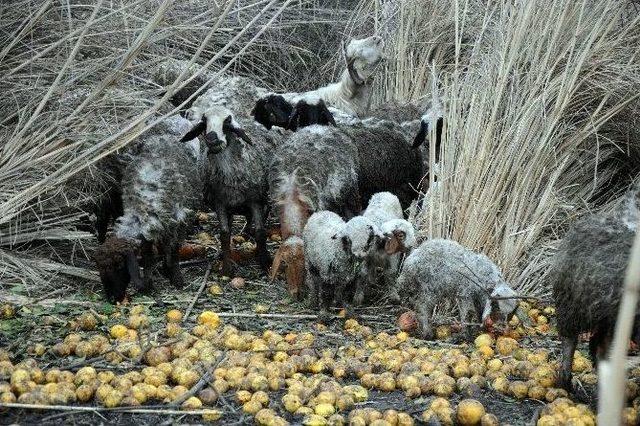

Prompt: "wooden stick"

[598,220,640,425]
[0,402,217,415]
[214,312,390,321]
[169,355,224,408]
[183,264,212,323]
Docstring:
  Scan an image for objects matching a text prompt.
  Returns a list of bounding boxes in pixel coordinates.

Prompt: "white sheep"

[303,211,379,320]
[395,238,518,339]
[253,36,385,129]
[354,192,416,305]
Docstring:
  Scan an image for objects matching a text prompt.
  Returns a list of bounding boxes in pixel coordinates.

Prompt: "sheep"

[354,192,417,306]
[153,58,268,115]
[303,211,380,320]
[269,125,362,299]
[253,36,385,129]
[395,238,518,340]
[551,189,640,391]
[93,115,207,303]
[338,118,428,209]
[181,104,282,275]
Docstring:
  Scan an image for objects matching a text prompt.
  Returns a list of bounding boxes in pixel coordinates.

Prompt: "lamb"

[303,211,380,320]
[551,189,640,391]
[181,104,281,274]
[253,36,385,129]
[354,192,417,305]
[269,125,362,299]
[93,115,207,303]
[395,238,518,340]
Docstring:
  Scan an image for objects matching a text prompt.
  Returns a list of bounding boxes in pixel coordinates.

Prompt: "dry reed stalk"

[359,0,640,296]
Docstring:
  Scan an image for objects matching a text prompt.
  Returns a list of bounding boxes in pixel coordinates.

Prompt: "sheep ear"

[393,229,406,241]
[412,120,428,149]
[223,115,252,144]
[434,117,444,162]
[269,247,284,282]
[384,233,401,255]
[181,117,206,142]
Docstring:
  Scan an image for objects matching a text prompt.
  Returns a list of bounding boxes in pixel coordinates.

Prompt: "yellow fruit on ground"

[474,334,494,348]
[102,390,123,408]
[397,412,414,426]
[572,355,592,373]
[343,385,368,402]
[480,413,500,426]
[435,325,451,340]
[208,285,223,296]
[202,409,223,422]
[315,403,335,417]
[166,309,183,323]
[496,337,518,355]
[198,311,220,328]
[492,377,510,394]
[182,396,203,410]
[457,399,486,425]
[110,324,128,339]
[283,393,302,413]
[166,323,182,337]
[509,381,529,399]
[303,414,328,426]
[430,397,451,411]
[243,399,263,415]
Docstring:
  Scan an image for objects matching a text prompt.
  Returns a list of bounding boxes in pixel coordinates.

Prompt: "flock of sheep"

[85,35,640,392]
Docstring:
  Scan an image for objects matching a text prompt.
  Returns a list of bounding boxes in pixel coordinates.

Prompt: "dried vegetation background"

[1,0,640,301]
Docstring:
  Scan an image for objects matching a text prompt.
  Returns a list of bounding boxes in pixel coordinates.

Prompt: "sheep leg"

[305,266,318,309]
[165,241,184,289]
[353,261,372,307]
[216,206,234,276]
[139,239,155,292]
[95,209,110,244]
[558,335,577,391]
[250,203,271,271]
[336,279,357,319]
[318,281,334,323]
[415,303,434,340]
[589,323,612,365]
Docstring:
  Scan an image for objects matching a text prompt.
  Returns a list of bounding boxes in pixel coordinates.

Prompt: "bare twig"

[0,402,218,415]
[183,265,212,323]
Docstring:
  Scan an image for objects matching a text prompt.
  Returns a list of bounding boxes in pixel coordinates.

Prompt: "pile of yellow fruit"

[1,301,639,425]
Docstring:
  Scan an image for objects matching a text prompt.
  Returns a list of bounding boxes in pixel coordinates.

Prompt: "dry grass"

[363,0,640,296]
[0,0,355,293]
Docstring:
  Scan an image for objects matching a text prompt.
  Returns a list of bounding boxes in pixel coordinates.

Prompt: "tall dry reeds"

[0,0,354,293]
[356,0,640,296]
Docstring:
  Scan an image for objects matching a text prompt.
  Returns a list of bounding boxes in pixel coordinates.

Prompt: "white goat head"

[333,216,380,259]
[181,105,251,153]
[343,36,385,85]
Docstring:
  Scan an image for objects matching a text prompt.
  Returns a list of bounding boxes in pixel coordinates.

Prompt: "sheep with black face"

[93,115,207,303]
[253,36,385,130]
[182,104,282,275]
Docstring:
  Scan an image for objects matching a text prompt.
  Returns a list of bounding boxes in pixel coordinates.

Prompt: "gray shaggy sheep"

[552,189,640,391]
[94,115,207,303]
[269,125,361,300]
[181,105,282,275]
[303,211,379,320]
[355,192,417,305]
[396,238,518,340]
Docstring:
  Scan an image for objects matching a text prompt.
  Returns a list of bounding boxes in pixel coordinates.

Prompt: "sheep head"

[481,282,519,326]
[335,216,380,259]
[286,98,336,131]
[270,236,305,300]
[381,219,416,255]
[343,36,385,86]
[181,105,251,153]
[93,237,141,304]
[252,94,294,129]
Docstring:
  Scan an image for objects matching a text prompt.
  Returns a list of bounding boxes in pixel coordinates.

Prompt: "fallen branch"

[169,354,225,408]
[183,264,212,323]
